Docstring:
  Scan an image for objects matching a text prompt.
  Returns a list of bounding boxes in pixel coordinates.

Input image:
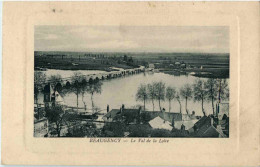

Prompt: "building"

[180,63,186,69]
[43,84,65,107]
[102,109,121,122]
[142,110,195,122]
[149,116,173,131]
[174,119,198,130]
[103,106,198,129]
[34,118,48,137]
[148,64,155,69]
[43,84,54,108]
[102,105,141,124]
[189,116,226,137]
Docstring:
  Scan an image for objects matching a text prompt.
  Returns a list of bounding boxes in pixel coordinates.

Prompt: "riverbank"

[161,68,229,79]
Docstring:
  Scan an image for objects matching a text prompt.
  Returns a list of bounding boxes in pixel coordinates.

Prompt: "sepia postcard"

[2,2,259,166]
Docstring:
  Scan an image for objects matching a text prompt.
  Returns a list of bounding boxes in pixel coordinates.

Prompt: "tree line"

[136,79,229,116]
[34,71,102,113]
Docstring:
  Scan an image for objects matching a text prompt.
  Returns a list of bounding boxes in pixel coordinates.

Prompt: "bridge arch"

[81,79,87,85]
[65,81,71,88]
[89,78,94,84]
[55,83,62,92]
[95,77,99,82]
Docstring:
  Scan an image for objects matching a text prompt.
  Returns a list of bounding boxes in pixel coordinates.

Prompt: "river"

[37,69,229,116]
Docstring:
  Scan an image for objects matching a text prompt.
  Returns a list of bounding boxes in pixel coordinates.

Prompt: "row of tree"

[34,71,102,113]
[136,79,229,116]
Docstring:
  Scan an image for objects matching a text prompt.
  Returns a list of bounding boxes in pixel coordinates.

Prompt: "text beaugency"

[90,138,121,143]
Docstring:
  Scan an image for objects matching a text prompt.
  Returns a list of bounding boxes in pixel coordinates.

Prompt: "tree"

[136,84,148,111]
[166,86,176,112]
[147,83,157,111]
[216,79,229,102]
[87,82,102,112]
[205,79,218,115]
[193,79,207,116]
[176,92,182,113]
[80,81,88,111]
[34,71,46,119]
[154,81,166,111]
[71,72,85,112]
[180,84,193,115]
[45,105,66,137]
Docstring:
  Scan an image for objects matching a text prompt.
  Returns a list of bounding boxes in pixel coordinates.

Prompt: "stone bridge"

[45,67,145,88]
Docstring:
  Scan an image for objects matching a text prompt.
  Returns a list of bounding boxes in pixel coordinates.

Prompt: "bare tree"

[176,92,182,113]
[147,83,156,111]
[136,84,148,111]
[193,79,207,116]
[34,71,46,119]
[216,79,229,102]
[80,79,88,111]
[71,72,84,111]
[154,81,166,111]
[166,86,176,112]
[180,84,193,115]
[205,78,218,115]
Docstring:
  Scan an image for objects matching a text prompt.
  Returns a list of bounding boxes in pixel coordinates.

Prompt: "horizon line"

[34,50,230,55]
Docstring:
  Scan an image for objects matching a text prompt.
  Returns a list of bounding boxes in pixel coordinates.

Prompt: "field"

[35,51,229,78]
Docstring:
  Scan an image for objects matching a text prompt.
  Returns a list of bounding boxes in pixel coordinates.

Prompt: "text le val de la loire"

[89,138,169,143]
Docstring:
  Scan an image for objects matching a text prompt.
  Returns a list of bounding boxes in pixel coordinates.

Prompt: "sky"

[35,26,229,53]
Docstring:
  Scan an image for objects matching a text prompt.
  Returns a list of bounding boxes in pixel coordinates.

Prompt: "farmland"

[35,51,229,78]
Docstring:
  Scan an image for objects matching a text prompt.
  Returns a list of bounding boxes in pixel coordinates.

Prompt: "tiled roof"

[174,120,198,130]
[194,124,220,137]
[122,109,140,117]
[103,109,121,119]
[194,116,211,129]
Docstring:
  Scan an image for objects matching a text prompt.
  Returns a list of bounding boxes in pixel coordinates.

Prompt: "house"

[142,111,195,122]
[121,108,141,124]
[175,62,181,66]
[103,107,197,128]
[53,91,65,106]
[102,109,121,122]
[189,116,226,138]
[174,119,198,130]
[180,63,186,69]
[149,116,173,131]
[43,84,65,107]
[148,64,155,69]
[102,106,141,124]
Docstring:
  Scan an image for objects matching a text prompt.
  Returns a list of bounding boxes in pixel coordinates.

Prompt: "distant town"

[34,51,229,138]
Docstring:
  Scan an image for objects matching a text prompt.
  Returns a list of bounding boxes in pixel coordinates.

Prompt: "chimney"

[171,118,175,128]
[162,108,166,122]
[138,106,142,124]
[210,116,214,126]
[121,104,125,115]
[107,105,109,113]
[181,124,185,130]
[192,111,195,115]
[138,106,142,115]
